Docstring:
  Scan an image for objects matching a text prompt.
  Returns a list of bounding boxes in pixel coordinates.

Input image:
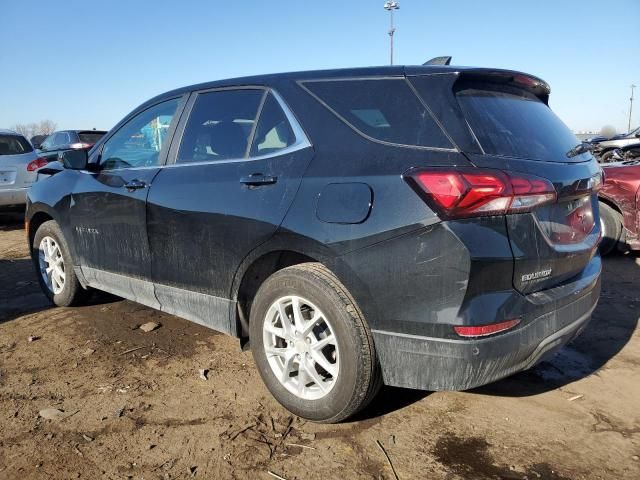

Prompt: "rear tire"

[249,263,381,423]
[31,220,88,306]
[600,150,617,163]
[598,202,622,255]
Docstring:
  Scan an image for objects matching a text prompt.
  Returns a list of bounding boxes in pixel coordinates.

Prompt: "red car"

[599,160,640,254]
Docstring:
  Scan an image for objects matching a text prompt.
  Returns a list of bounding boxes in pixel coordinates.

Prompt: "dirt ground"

[0,211,638,480]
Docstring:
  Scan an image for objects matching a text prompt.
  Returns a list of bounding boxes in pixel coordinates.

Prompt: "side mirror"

[60,149,89,170]
[635,133,640,139]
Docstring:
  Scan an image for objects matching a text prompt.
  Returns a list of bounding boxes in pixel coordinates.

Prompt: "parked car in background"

[26,64,602,422]
[598,141,640,163]
[30,134,48,150]
[38,130,107,163]
[598,159,640,254]
[0,129,39,209]
[589,127,640,162]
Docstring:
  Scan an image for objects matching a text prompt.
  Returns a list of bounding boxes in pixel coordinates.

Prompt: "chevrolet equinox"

[26,64,602,423]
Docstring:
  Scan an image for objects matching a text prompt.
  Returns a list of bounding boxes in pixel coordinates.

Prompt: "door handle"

[124,179,147,191]
[240,173,278,187]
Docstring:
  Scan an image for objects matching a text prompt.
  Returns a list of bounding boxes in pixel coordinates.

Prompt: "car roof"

[144,64,544,105]
[54,130,107,134]
[0,129,21,136]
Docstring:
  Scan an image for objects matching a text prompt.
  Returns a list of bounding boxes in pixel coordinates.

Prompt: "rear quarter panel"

[270,78,475,332]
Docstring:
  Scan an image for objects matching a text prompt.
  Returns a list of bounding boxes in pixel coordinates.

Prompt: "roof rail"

[423,56,452,66]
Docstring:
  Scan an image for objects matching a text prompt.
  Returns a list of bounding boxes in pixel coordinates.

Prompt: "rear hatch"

[0,134,37,189]
[410,70,601,294]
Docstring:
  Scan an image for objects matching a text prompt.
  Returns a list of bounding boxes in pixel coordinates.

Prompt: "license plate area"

[0,170,17,185]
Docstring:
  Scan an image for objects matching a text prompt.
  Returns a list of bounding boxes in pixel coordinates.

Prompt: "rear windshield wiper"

[566,142,594,158]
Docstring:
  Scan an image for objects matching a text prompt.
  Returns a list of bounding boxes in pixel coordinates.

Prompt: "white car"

[0,129,41,209]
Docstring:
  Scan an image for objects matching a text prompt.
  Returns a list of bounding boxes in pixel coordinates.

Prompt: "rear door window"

[301,78,453,149]
[455,83,588,161]
[177,89,264,163]
[250,93,295,157]
[0,135,33,155]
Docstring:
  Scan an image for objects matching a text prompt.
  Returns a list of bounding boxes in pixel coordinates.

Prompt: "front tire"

[598,202,623,255]
[600,150,617,163]
[249,263,381,423]
[31,220,88,306]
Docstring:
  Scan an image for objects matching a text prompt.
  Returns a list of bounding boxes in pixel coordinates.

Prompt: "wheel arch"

[230,235,373,344]
[26,206,57,249]
[232,249,320,342]
[598,194,623,216]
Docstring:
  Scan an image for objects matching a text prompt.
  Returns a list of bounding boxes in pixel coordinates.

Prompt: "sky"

[1,0,639,134]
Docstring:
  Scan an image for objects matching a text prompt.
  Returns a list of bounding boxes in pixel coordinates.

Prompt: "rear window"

[0,134,33,155]
[78,132,106,145]
[455,83,587,161]
[301,78,453,149]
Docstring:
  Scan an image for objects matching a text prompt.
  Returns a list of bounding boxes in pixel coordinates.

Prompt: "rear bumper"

[373,272,600,391]
[0,187,28,207]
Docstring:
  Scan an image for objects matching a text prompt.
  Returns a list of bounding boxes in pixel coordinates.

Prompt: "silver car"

[0,129,39,208]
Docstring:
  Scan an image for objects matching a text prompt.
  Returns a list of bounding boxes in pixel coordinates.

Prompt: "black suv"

[26,65,602,423]
[38,130,107,162]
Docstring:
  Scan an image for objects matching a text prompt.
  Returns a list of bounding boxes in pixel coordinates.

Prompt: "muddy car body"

[26,65,602,422]
[599,160,640,253]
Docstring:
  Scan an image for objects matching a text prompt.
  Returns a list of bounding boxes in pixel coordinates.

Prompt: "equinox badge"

[521,269,552,282]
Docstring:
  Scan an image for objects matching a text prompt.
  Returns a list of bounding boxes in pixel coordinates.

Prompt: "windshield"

[0,134,34,155]
[456,83,589,162]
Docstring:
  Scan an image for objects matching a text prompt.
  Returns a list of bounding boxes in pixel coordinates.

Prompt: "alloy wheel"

[38,236,65,295]
[262,295,339,400]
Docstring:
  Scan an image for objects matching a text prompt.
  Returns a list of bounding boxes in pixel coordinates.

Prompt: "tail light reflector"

[405,168,556,219]
[27,157,48,172]
[454,319,520,337]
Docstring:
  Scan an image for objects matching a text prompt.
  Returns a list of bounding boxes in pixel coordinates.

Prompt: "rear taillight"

[27,157,48,172]
[405,168,556,219]
[70,143,92,149]
[454,318,520,337]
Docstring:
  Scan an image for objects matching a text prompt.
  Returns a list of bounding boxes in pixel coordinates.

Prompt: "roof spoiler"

[423,56,452,66]
[456,69,551,104]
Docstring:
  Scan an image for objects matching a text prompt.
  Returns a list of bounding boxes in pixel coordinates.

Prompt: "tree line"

[11,120,57,139]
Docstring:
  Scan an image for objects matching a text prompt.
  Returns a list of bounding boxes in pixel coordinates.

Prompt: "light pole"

[629,84,636,133]
[384,1,399,65]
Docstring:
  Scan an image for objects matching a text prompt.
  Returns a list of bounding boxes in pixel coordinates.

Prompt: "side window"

[177,89,264,163]
[40,135,54,150]
[58,132,71,145]
[52,133,65,147]
[100,98,179,170]
[302,78,452,148]
[250,93,295,157]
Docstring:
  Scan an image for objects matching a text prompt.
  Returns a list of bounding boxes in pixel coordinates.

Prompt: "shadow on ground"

[0,258,51,324]
[0,211,25,231]
[474,252,640,397]
[352,386,430,422]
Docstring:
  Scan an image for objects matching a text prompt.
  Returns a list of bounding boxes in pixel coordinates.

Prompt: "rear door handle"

[240,173,278,186]
[124,179,147,191]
